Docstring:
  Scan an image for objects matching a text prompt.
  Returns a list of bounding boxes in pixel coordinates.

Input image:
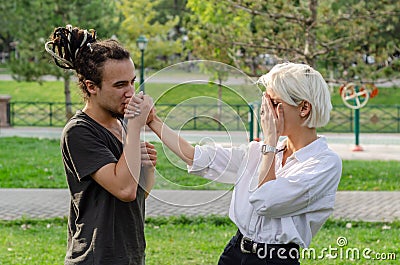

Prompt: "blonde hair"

[257,62,332,128]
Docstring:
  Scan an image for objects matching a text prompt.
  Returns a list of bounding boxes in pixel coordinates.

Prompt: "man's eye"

[115,83,126,87]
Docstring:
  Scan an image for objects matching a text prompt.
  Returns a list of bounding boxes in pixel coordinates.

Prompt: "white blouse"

[188,137,342,248]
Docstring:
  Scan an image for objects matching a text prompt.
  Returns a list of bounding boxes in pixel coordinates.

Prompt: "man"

[45,25,156,264]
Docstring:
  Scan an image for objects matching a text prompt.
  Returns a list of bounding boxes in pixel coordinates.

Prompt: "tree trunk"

[305,0,318,67]
[218,79,222,131]
[64,73,73,121]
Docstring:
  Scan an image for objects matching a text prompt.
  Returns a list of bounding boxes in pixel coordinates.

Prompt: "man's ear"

[85,80,97,95]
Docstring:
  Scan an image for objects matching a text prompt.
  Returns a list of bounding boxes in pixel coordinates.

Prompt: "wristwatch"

[261,144,277,155]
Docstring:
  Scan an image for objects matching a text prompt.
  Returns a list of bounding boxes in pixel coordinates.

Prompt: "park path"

[1,128,400,221]
[1,188,399,222]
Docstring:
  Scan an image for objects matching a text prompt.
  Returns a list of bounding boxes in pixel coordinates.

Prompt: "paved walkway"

[1,128,400,161]
[1,189,399,222]
[1,128,400,222]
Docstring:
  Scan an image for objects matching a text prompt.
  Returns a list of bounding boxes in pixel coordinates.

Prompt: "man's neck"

[83,104,118,128]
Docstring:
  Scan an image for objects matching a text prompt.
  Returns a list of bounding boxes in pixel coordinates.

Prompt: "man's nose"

[126,85,135,97]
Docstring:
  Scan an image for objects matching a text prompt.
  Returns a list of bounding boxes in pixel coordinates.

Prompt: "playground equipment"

[339,82,379,151]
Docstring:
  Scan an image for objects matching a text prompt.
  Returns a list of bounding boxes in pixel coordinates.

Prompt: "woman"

[128,62,342,264]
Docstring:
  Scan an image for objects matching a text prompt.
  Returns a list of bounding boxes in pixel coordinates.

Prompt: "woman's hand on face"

[125,91,154,126]
[260,92,284,145]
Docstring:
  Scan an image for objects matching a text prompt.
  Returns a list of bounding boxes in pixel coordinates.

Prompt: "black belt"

[235,230,299,257]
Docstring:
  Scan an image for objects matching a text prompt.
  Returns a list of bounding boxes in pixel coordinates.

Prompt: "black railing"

[9,101,83,127]
[7,101,400,133]
[318,104,400,133]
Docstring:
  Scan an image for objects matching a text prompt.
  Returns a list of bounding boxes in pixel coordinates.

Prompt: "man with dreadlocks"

[45,25,156,265]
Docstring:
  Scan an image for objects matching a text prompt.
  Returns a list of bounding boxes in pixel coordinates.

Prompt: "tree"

[156,0,189,37]
[186,0,400,84]
[0,1,20,60]
[116,0,182,70]
[7,0,119,119]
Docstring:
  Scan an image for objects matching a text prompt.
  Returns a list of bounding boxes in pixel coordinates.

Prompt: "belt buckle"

[240,236,256,254]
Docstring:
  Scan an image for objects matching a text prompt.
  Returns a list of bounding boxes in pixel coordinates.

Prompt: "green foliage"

[2,0,400,84]
[1,0,121,119]
[116,0,182,69]
[5,0,120,81]
[186,0,400,82]
[187,0,252,68]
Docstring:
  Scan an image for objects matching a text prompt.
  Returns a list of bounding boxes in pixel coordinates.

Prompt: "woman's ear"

[85,80,97,95]
[299,101,311,117]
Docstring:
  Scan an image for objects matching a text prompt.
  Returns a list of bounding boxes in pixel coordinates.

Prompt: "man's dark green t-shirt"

[61,111,145,265]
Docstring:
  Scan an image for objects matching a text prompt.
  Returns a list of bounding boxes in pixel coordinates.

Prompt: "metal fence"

[7,101,400,133]
[9,102,83,127]
[320,105,400,133]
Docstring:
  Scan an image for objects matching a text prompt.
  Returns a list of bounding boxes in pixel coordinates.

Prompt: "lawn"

[0,80,250,105]
[1,80,399,105]
[0,216,398,264]
[0,137,399,191]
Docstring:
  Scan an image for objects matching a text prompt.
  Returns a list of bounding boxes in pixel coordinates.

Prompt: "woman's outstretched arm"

[148,115,195,166]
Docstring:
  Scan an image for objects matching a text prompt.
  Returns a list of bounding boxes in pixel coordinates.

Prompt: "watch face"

[261,144,276,154]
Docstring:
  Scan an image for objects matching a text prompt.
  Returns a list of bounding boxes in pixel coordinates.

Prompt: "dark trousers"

[218,231,300,265]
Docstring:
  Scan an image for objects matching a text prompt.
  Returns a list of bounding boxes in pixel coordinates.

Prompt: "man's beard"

[111,110,124,119]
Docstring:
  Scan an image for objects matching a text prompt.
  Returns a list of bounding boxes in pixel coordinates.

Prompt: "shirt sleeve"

[63,125,118,181]
[187,144,247,184]
[249,153,342,218]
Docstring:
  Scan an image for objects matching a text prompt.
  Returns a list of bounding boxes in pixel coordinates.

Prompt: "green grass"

[0,81,82,103]
[0,216,399,264]
[0,137,66,188]
[0,137,231,190]
[1,80,399,105]
[0,137,399,191]
[152,142,232,190]
[0,218,67,265]
[341,160,400,191]
[0,81,249,105]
